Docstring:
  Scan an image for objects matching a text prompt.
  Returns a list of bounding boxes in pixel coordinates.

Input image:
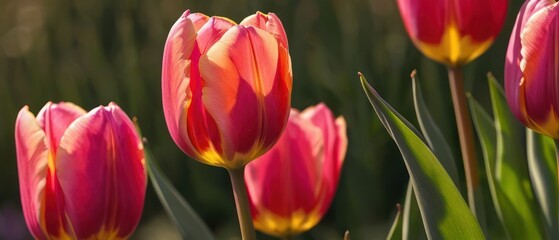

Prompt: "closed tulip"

[162,10,292,169]
[505,0,559,138]
[245,103,347,237]
[15,102,146,239]
[397,0,508,66]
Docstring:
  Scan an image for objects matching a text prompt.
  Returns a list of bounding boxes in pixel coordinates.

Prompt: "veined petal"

[505,0,554,123]
[240,12,289,49]
[519,3,559,136]
[200,26,289,166]
[162,10,199,156]
[56,103,146,239]
[36,102,86,155]
[15,107,49,239]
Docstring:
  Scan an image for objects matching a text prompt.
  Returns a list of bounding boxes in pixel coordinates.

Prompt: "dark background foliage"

[0,0,525,239]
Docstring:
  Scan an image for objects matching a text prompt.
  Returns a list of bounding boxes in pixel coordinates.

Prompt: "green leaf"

[144,139,215,240]
[527,129,558,238]
[411,71,459,184]
[469,74,545,239]
[387,204,403,240]
[360,73,484,240]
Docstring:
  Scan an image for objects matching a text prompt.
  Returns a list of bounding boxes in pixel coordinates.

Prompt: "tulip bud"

[161,10,292,169]
[505,0,559,138]
[245,103,347,237]
[15,102,146,239]
[397,0,508,66]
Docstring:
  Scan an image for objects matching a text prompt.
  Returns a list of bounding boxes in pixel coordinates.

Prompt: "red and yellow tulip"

[161,10,292,169]
[244,103,347,237]
[505,0,559,138]
[15,102,146,239]
[397,0,508,66]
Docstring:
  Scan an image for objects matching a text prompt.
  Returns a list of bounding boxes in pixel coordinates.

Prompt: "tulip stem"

[228,167,257,240]
[447,67,479,214]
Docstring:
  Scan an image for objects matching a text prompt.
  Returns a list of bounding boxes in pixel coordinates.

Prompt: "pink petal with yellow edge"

[519,4,559,135]
[240,12,289,49]
[56,103,146,239]
[36,102,86,154]
[200,26,284,163]
[162,12,199,156]
[505,0,555,123]
[15,107,49,239]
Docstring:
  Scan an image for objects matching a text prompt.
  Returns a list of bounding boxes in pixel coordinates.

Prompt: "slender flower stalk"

[228,168,256,240]
[448,67,479,210]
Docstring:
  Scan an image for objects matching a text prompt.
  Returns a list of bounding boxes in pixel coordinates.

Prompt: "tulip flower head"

[15,102,146,239]
[245,103,347,237]
[505,0,559,138]
[162,10,292,169]
[397,0,508,66]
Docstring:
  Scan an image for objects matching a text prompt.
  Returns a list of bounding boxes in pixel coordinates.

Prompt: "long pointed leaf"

[402,182,427,240]
[144,139,215,240]
[411,71,458,184]
[360,73,484,239]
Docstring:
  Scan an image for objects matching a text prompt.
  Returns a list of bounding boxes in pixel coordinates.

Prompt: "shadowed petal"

[15,107,48,239]
[56,103,146,239]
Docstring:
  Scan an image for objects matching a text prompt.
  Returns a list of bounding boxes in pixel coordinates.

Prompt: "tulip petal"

[241,12,289,49]
[36,102,86,154]
[519,3,559,136]
[162,12,199,156]
[200,26,291,165]
[196,17,236,54]
[56,103,146,239]
[246,113,325,236]
[505,0,555,124]
[15,107,48,239]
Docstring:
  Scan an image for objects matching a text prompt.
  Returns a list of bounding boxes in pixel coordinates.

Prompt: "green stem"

[447,67,479,214]
[228,167,256,240]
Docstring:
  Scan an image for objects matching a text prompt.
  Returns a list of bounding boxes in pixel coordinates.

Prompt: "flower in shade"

[397,0,508,66]
[161,10,292,169]
[505,0,559,138]
[244,103,347,237]
[15,102,146,239]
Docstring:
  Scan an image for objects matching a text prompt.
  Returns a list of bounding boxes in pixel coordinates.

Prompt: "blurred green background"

[0,0,525,239]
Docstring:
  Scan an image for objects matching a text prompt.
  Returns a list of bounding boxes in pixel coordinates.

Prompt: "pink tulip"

[161,10,292,169]
[245,103,347,237]
[397,0,508,66]
[505,0,559,138]
[15,102,146,239]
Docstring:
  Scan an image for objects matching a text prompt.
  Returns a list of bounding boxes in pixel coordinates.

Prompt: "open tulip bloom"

[505,0,559,139]
[245,103,347,238]
[15,102,146,239]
